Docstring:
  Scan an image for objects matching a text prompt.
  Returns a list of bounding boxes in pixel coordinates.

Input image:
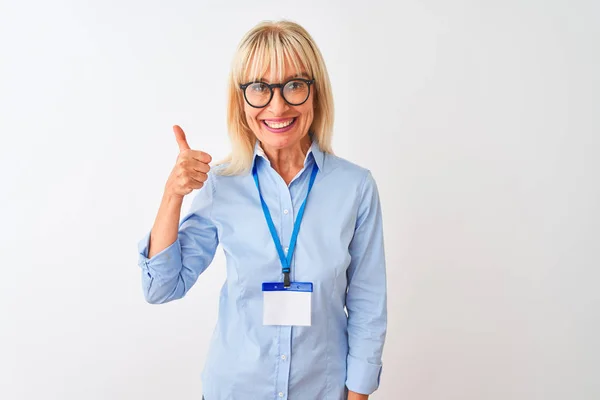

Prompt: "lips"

[262,117,297,133]
[263,118,295,128]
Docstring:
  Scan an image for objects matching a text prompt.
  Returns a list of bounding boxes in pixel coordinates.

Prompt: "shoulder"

[208,163,229,179]
[202,162,252,198]
[190,163,230,203]
[321,153,381,214]
[322,152,375,187]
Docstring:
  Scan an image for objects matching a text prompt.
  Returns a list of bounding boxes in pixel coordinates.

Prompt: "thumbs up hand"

[165,125,212,198]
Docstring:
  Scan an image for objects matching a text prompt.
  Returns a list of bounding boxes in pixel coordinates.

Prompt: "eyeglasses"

[239,78,315,108]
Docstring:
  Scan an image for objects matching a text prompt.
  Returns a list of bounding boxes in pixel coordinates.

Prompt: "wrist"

[162,190,184,205]
[347,389,369,400]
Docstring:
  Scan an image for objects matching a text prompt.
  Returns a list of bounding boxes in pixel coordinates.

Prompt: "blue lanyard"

[252,162,319,287]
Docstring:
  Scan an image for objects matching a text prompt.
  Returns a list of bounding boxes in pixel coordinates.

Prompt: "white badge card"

[262,282,313,326]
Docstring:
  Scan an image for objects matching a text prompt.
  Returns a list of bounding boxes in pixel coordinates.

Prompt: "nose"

[267,87,289,115]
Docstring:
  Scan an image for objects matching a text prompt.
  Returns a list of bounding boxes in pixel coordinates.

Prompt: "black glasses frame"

[239,78,315,108]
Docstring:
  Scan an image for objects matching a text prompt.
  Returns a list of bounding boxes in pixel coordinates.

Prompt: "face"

[242,62,314,151]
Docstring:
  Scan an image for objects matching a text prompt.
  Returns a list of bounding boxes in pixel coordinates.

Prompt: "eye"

[249,83,269,93]
[286,81,305,91]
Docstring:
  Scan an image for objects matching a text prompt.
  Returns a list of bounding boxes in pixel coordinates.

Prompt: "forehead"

[243,53,310,84]
[259,68,309,83]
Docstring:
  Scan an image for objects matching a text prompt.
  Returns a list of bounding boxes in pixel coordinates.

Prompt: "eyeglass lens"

[244,80,310,107]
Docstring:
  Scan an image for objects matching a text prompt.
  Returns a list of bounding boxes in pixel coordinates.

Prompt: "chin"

[259,129,304,148]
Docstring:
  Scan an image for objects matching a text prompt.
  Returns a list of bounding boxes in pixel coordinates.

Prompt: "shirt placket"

[275,175,295,400]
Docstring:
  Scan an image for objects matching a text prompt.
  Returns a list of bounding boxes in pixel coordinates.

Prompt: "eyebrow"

[255,73,311,83]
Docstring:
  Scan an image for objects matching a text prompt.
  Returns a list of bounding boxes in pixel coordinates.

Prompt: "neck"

[261,135,312,184]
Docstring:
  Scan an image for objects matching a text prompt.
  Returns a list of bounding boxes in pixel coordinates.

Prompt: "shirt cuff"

[137,231,182,284]
[345,354,383,395]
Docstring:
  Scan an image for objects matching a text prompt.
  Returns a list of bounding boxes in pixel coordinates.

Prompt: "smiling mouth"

[263,118,296,129]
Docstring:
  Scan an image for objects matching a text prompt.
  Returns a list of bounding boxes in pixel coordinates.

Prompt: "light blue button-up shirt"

[137,140,387,400]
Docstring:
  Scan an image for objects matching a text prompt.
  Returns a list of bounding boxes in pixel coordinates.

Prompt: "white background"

[1,0,599,399]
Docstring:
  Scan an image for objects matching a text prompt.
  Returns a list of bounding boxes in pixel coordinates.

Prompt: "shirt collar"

[253,137,324,172]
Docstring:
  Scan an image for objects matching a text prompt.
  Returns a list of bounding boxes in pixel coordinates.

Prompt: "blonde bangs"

[219,20,335,176]
[235,30,312,85]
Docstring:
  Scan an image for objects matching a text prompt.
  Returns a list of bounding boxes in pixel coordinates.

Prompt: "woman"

[137,20,387,400]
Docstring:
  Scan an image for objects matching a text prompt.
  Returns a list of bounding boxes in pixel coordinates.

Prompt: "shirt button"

[284,247,289,253]
[278,392,284,397]
[281,354,287,360]
[283,209,289,215]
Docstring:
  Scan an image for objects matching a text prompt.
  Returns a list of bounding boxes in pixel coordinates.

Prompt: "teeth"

[265,118,294,129]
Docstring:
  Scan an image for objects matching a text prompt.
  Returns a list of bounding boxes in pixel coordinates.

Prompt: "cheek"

[301,97,315,122]
[299,105,314,125]
[244,106,260,125]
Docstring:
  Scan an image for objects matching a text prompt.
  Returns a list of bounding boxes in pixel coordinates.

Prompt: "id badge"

[262,282,313,326]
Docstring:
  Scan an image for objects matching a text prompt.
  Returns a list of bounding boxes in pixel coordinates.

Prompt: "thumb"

[173,125,191,151]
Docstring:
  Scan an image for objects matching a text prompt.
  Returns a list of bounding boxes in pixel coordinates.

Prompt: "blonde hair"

[217,20,334,176]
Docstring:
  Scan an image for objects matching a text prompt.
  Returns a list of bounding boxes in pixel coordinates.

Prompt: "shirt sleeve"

[345,171,387,395]
[136,174,219,304]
